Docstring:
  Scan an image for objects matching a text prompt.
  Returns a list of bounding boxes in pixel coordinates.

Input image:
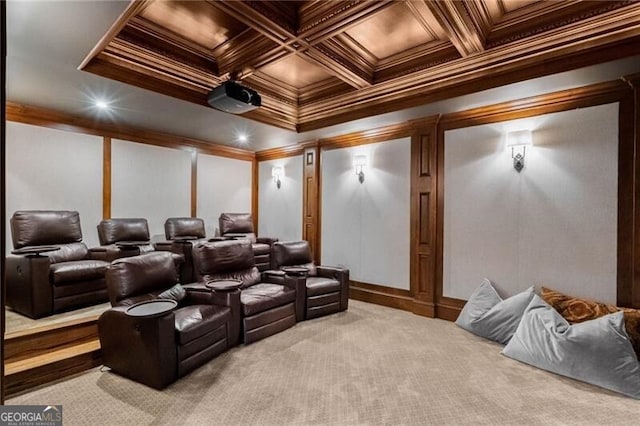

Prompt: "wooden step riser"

[5,349,102,397]
[5,319,99,363]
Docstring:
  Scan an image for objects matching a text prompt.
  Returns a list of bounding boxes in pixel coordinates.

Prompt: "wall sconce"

[271,166,283,189]
[354,155,367,184]
[506,130,532,172]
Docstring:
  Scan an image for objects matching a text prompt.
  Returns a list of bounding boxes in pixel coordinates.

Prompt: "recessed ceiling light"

[95,100,109,109]
[238,133,248,143]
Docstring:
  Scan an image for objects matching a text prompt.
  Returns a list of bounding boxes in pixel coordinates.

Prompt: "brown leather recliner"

[90,218,155,262]
[193,240,305,344]
[218,213,277,271]
[154,217,210,284]
[6,210,110,318]
[98,251,239,389]
[272,240,349,320]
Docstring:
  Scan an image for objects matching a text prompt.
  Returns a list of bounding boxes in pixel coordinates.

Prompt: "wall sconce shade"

[506,130,532,172]
[272,166,283,189]
[353,155,367,184]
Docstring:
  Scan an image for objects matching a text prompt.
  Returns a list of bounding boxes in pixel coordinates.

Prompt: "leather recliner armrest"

[98,307,178,389]
[263,270,305,322]
[256,237,278,245]
[317,266,350,311]
[183,283,242,347]
[5,254,53,318]
[153,241,173,251]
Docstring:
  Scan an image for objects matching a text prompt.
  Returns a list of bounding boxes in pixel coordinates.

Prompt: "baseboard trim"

[349,281,462,321]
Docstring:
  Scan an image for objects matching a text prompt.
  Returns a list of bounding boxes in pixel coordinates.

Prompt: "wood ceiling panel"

[345,2,436,60]
[139,0,246,50]
[80,0,640,132]
[258,54,334,89]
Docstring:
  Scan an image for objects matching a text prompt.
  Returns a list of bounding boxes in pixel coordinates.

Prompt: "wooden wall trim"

[102,137,111,219]
[6,102,255,162]
[256,144,305,161]
[439,79,630,129]
[318,121,423,151]
[190,150,197,217]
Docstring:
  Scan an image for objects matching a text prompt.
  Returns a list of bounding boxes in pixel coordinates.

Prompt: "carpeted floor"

[7,300,639,425]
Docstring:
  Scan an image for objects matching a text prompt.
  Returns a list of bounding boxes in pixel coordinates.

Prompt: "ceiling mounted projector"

[207,81,261,114]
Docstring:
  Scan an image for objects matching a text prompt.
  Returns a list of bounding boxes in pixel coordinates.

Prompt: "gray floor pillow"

[503,295,640,399]
[455,278,535,344]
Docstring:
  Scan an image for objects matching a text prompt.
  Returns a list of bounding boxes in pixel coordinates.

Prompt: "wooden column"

[410,123,438,317]
[619,73,640,308]
[302,144,320,263]
[102,137,111,219]
[190,150,197,217]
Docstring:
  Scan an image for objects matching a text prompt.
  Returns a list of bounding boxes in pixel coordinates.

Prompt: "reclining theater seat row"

[99,251,234,389]
[98,239,349,389]
[193,239,306,344]
[6,210,110,318]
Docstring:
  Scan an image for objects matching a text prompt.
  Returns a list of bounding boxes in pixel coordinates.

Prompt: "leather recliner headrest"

[98,218,150,245]
[165,217,206,240]
[219,213,254,235]
[106,251,178,305]
[193,240,255,275]
[11,210,83,249]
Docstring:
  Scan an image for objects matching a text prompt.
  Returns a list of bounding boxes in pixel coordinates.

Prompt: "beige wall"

[443,103,619,302]
[197,153,252,237]
[321,138,411,289]
[111,139,191,239]
[258,156,303,242]
[6,122,103,249]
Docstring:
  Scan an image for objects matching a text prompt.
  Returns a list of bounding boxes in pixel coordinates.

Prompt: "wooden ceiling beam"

[298,0,395,44]
[208,0,296,45]
[426,0,486,57]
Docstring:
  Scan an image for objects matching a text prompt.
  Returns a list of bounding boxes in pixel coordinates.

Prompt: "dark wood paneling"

[410,119,439,317]
[252,159,259,232]
[303,146,320,262]
[619,73,640,308]
[102,137,111,219]
[1,0,7,404]
[349,282,415,313]
[191,150,197,217]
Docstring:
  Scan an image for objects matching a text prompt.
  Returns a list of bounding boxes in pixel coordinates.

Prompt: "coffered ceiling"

[80,0,640,132]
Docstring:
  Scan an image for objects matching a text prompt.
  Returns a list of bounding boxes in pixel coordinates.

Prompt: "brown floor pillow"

[541,286,640,360]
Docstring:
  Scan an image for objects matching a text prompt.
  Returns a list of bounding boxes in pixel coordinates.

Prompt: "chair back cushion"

[165,217,206,240]
[193,240,261,288]
[273,240,317,276]
[219,213,254,235]
[98,218,150,245]
[11,210,83,249]
[106,252,178,306]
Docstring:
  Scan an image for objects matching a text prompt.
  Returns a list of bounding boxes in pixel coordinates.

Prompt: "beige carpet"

[7,300,639,425]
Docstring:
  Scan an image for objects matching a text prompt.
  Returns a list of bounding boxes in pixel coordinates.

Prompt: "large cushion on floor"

[174,305,231,345]
[241,283,296,316]
[541,286,640,359]
[455,279,535,344]
[50,260,109,284]
[306,276,340,296]
[503,295,640,399]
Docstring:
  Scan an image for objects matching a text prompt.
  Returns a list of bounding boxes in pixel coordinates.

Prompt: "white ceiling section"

[6,1,640,152]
